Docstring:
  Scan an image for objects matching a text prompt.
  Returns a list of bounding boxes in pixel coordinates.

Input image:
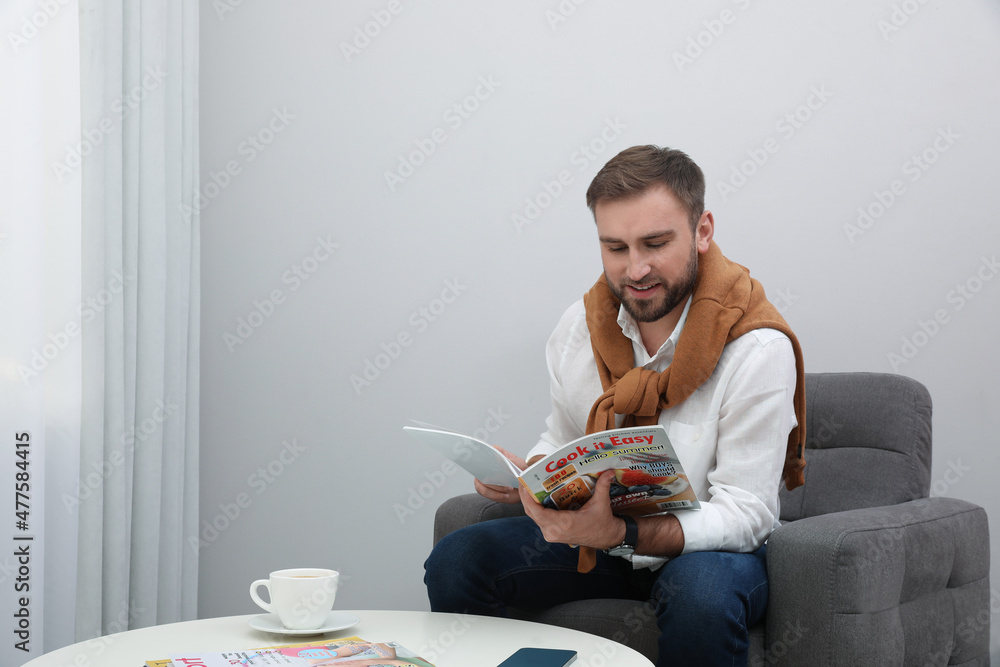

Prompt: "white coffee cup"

[250,568,340,630]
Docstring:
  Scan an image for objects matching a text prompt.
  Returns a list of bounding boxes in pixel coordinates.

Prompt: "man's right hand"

[474,446,528,504]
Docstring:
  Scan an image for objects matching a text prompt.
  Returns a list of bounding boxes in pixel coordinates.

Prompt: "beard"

[606,241,698,323]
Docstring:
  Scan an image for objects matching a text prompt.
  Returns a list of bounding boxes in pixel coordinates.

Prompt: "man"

[424,145,805,666]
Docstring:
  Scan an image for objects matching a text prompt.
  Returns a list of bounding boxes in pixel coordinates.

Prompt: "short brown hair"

[585,145,705,229]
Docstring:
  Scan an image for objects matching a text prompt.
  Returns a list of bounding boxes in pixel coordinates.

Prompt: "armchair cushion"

[779,372,932,522]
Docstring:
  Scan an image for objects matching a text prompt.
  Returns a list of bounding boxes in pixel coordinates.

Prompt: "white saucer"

[249,611,360,636]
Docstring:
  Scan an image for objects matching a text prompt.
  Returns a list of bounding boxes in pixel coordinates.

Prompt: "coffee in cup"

[250,568,340,630]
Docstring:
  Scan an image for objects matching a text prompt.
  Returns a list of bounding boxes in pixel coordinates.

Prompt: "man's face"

[595,185,710,324]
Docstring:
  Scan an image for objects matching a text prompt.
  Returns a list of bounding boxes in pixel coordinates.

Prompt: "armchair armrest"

[766,497,990,666]
[433,493,526,545]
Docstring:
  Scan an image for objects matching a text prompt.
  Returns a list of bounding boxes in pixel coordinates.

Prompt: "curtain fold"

[76,0,199,639]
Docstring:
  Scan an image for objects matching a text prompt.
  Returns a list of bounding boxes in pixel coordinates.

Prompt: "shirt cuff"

[674,504,725,555]
[628,554,668,570]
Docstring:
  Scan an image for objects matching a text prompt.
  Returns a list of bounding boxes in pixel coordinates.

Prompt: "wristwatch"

[606,514,638,557]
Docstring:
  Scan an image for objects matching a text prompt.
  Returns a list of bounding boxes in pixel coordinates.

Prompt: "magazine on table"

[403,423,699,516]
[148,637,434,667]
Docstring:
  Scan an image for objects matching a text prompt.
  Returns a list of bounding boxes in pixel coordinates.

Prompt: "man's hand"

[474,446,528,505]
[518,470,625,549]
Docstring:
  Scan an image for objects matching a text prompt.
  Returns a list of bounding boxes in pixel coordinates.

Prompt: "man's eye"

[647,242,667,249]
[608,246,627,253]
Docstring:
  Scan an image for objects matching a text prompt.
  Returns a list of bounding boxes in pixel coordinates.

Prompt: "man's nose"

[627,250,651,282]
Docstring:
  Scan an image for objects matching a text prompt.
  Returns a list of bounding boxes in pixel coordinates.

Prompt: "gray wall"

[199,0,1000,656]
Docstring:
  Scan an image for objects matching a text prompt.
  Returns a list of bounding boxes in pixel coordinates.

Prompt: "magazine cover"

[405,423,699,517]
[161,638,434,667]
[517,425,700,517]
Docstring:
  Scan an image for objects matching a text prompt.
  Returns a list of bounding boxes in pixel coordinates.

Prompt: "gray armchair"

[432,372,991,665]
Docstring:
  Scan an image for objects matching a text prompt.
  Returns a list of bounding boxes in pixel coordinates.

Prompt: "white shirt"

[526,296,797,568]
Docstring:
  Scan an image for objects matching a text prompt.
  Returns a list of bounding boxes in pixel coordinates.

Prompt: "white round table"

[23,609,654,666]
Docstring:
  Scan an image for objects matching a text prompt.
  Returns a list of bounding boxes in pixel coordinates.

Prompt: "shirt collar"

[617,296,693,367]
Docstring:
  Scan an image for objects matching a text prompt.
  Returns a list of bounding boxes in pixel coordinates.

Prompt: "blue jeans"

[424,516,768,667]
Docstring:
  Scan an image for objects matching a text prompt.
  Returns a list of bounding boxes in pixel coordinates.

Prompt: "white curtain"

[0,0,83,657]
[75,0,200,639]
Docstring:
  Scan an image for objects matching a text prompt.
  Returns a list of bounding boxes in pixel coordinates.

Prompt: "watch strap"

[618,514,638,549]
[605,514,638,556]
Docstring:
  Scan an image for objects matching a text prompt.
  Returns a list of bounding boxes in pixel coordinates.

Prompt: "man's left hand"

[518,470,625,550]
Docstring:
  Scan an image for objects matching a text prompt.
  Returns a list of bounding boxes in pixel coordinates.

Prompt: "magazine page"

[402,425,520,487]
[168,639,435,667]
[518,425,700,517]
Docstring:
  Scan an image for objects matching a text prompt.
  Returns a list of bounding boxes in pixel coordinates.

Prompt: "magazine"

[150,637,434,667]
[403,424,699,516]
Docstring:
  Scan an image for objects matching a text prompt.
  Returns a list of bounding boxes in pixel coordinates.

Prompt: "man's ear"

[695,210,714,253]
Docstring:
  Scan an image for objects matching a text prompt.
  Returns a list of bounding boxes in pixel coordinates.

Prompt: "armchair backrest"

[778,372,932,522]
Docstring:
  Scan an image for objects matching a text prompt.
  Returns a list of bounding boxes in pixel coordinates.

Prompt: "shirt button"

[693,433,700,441]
